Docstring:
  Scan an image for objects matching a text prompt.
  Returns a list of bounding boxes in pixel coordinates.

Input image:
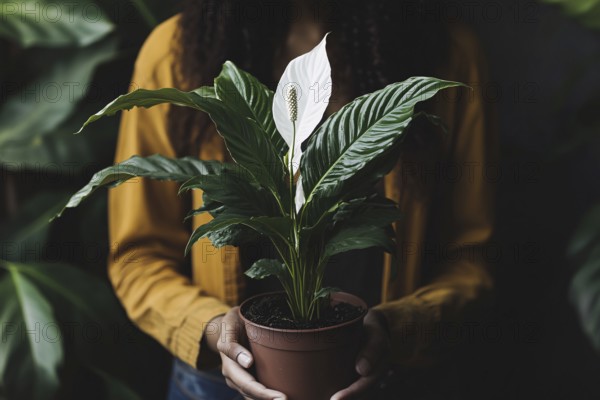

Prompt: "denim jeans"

[167,358,243,400]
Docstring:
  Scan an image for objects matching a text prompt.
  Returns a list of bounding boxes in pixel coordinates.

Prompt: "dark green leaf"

[0,192,71,262]
[324,226,396,259]
[0,37,118,152]
[539,0,600,29]
[215,61,287,155]
[0,263,62,400]
[2,261,114,321]
[76,85,286,197]
[206,110,287,197]
[568,204,600,258]
[87,365,142,400]
[185,202,226,220]
[179,170,276,216]
[569,204,600,352]
[0,0,114,48]
[0,100,118,170]
[570,244,600,351]
[185,214,252,254]
[301,77,464,224]
[333,196,402,228]
[54,154,225,218]
[186,214,291,254]
[76,86,217,133]
[245,259,286,280]
[313,286,340,300]
[206,225,259,248]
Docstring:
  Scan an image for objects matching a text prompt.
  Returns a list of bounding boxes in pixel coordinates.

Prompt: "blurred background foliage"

[541,0,600,29]
[541,0,600,359]
[0,1,177,399]
[1,0,600,399]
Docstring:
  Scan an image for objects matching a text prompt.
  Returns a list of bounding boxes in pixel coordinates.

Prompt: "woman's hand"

[205,307,287,400]
[330,309,391,400]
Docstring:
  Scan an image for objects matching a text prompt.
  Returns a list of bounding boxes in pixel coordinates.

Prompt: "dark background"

[1,1,599,399]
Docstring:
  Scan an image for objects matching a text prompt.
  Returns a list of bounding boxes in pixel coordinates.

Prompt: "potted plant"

[55,35,462,399]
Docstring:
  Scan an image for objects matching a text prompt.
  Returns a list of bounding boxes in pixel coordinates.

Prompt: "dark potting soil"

[242,293,365,329]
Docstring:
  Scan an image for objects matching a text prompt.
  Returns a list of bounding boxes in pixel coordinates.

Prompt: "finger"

[217,338,254,368]
[217,308,254,368]
[225,377,255,400]
[222,355,287,400]
[330,366,383,400]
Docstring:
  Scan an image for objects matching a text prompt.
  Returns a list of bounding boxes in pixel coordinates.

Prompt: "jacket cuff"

[171,297,231,368]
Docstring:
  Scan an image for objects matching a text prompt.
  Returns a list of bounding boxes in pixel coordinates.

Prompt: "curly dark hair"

[169,0,449,156]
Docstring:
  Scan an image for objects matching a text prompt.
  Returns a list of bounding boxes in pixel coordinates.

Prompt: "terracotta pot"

[238,291,367,400]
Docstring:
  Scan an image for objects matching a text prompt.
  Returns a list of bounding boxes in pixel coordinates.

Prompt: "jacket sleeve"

[373,25,496,365]
[107,17,231,368]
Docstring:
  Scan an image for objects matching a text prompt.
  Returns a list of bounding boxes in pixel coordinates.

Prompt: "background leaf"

[0,263,63,400]
[0,37,118,151]
[0,0,114,48]
[570,204,600,352]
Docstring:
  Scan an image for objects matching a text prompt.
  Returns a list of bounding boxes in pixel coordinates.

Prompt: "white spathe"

[273,34,332,212]
[294,175,305,213]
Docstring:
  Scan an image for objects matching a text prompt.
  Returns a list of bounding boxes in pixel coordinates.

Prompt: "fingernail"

[356,358,371,375]
[238,352,251,368]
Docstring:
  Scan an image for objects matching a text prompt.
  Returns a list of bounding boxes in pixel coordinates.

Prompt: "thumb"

[217,307,253,368]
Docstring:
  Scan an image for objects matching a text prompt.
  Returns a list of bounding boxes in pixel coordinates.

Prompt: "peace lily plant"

[56,35,462,323]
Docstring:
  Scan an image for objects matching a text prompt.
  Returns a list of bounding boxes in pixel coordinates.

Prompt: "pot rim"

[238,291,368,334]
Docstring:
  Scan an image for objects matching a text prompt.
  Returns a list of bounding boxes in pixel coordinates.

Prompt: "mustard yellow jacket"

[109,16,496,369]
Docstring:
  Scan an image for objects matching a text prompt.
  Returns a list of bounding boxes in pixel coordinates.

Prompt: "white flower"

[273,34,332,211]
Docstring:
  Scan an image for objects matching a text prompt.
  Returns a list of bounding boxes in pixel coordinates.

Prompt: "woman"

[109,0,495,399]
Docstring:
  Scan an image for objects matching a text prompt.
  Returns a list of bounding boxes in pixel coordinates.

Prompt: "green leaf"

[568,204,600,258]
[0,264,62,400]
[54,154,225,218]
[0,192,71,262]
[186,214,291,254]
[245,259,286,280]
[86,365,142,400]
[314,286,340,300]
[185,213,252,254]
[76,86,217,133]
[185,201,226,220]
[0,100,118,170]
[76,84,286,197]
[0,37,119,153]
[205,110,287,198]
[215,61,287,156]
[323,197,400,258]
[323,226,396,259]
[2,261,112,322]
[179,170,276,216]
[301,77,464,224]
[570,243,600,352]
[0,0,114,48]
[0,260,131,399]
[205,225,259,248]
[333,196,402,227]
[540,0,600,29]
[569,204,600,352]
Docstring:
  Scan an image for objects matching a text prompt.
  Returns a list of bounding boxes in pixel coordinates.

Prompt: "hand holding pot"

[330,309,391,400]
[205,307,288,400]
